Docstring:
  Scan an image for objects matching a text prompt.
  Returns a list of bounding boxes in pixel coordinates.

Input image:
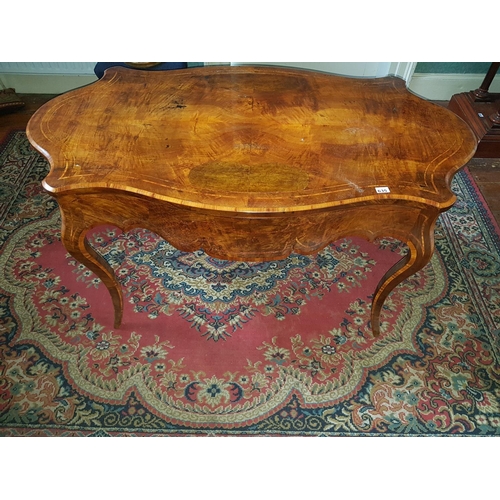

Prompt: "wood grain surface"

[26,65,477,334]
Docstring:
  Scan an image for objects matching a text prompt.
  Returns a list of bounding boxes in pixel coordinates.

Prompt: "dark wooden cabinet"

[448,62,500,158]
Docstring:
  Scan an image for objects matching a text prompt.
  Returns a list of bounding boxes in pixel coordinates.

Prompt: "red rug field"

[1,131,499,435]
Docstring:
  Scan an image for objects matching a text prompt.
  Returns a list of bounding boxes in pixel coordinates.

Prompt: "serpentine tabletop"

[26,65,477,335]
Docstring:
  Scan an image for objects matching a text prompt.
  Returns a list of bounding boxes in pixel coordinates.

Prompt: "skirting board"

[409,73,500,101]
[0,74,98,94]
[3,70,500,100]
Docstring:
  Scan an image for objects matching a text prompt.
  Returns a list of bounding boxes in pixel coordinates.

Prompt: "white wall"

[0,62,415,94]
[233,62,500,100]
[0,62,500,100]
[231,62,393,78]
[408,73,500,100]
[0,62,96,74]
[0,62,97,93]
[5,62,493,100]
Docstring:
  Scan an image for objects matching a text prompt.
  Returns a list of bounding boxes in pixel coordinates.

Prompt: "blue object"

[94,62,187,79]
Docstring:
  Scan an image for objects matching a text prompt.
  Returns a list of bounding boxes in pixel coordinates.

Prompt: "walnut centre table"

[26,65,477,335]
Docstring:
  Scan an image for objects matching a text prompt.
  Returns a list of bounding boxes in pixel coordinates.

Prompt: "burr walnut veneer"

[26,66,477,335]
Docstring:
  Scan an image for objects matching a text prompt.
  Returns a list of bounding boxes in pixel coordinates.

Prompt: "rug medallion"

[1,131,499,435]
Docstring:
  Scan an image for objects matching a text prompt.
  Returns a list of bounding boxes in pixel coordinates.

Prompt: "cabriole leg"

[60,211,124,328]
[371,212,438,336]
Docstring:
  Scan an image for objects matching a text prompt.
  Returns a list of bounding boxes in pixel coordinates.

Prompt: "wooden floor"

[1,93,500,226]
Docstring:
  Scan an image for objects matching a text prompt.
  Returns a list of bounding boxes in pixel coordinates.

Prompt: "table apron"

[56,192,439,262]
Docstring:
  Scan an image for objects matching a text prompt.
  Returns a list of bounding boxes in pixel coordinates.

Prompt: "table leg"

[370,212,438,336]
[60,216,124,328]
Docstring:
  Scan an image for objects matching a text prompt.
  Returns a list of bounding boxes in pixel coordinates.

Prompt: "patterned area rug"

[1,130,499,436]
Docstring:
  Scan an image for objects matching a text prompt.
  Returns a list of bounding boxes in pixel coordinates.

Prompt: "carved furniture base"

[26,66,477,337]
[57,191,441,335]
